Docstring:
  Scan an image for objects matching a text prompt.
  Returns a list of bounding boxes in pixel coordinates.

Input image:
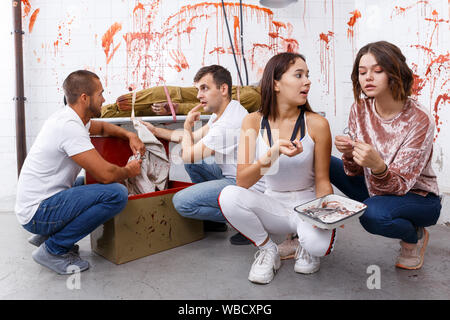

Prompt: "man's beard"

[88,102,101,118]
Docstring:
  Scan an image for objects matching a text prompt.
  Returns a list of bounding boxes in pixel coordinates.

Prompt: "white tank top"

[256,117,315,193]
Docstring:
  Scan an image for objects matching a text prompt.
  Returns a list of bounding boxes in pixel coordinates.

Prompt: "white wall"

[0,1,17,212]
[2,0,449,217]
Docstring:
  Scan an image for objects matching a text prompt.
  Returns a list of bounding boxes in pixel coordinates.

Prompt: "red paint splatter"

[346,10,361,37]
[209,47,225,55]
[272,20,286,29]
[268,21,298,54]
[123,1,285,88]
[53,16,76,55]
[390,0,430,18]
[28,8,40,33]
[21,0,40,34]
[169,50,189,72]
[434,94,449,113]
[233,15,240,55]
[433,93,449,135]
[410,47,450,136]
[424,10,449,47]
[346,10,361,59]
[319,32,332,44]
[133,2,144,14]
[21,0,31,17]
[319,31,334,93]
[102,22,122,64]
[202,29,209,65]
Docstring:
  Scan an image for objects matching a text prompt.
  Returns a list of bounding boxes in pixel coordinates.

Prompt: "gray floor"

[1,210,449,300]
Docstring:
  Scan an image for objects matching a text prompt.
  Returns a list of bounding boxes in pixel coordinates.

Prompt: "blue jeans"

[172,161,235,223]
[329,156,441,243]
[23,179,128,255]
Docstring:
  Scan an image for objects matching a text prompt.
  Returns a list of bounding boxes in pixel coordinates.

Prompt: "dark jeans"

[23,177,128,255]
[329,156,441,243]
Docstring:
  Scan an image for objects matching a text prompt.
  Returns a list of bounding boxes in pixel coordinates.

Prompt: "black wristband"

[372,163,388,176]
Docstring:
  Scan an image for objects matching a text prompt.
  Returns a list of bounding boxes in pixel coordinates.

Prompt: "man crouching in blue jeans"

[141,65,265,245]
[15,70,144,275]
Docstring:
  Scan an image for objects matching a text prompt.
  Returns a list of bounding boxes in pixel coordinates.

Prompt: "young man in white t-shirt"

[15,70,144,275]
[141,65,264,245]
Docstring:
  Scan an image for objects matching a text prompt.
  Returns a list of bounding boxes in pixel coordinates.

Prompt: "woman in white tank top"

[218,52,336,284]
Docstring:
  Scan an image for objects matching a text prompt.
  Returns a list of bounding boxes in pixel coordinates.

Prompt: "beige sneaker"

[277,237,299,260]
[395,228,429,270]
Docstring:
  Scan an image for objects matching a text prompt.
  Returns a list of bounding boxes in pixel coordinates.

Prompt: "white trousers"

[219,185,336,257]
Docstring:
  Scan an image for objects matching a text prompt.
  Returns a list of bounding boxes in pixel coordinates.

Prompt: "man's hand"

[184,103,203,130]
[351,139,385,173]
[128,132,145,156]
[151,102,179,115]
[140,120,157,135]
[334,135,354,158]
[125,159,142,178]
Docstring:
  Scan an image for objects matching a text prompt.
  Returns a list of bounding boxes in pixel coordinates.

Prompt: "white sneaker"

[248,248,281,284]
[294,245,320,274]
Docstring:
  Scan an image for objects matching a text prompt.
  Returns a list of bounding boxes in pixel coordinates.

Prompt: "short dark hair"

[62,70,100,105]
[193,65,232,99]
[260,52,313,120]
[351,41,414,103]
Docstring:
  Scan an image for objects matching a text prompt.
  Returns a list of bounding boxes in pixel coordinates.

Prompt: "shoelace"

[63,251,82,264]
[294,245,311,263]
[254,249,276,266]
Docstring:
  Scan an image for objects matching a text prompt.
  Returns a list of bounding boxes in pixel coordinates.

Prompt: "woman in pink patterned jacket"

[330,41,441,270]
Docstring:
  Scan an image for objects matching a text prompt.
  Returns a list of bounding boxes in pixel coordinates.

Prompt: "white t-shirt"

[15,106,94,225]
[200,100,265,192]
[201,100,247,179]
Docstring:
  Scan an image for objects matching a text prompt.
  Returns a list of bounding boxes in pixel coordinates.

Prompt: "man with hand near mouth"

[141,65,264,245]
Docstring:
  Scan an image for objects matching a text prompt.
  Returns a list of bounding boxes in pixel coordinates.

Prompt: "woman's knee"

[218,185,243,219]
[301,229,337,257]
[359,206,391,236]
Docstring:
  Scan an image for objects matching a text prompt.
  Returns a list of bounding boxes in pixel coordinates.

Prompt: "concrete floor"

[1,209,449,300]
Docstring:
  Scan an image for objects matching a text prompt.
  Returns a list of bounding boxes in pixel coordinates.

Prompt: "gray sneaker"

[31,243,89,275]
[28,234,79,254]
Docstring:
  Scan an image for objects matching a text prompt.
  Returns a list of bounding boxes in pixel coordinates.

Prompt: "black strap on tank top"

[261,108,305,147]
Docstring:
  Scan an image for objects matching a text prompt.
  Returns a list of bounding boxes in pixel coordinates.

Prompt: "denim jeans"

[172,161,235,223]
[23,179,128,255]
[329,156,441,243]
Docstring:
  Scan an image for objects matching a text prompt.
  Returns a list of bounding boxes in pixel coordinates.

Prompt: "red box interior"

[86,136,193,197]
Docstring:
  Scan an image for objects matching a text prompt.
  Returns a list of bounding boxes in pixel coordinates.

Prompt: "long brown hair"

[259,52,313,120]
[351,41,414,103]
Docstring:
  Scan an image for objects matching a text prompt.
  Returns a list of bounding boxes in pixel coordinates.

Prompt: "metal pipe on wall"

[12,0,27,176]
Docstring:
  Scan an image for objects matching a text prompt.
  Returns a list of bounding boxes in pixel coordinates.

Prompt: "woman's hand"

[275,139,303,157]
[334,135,353,158]
[351,139,386,173]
